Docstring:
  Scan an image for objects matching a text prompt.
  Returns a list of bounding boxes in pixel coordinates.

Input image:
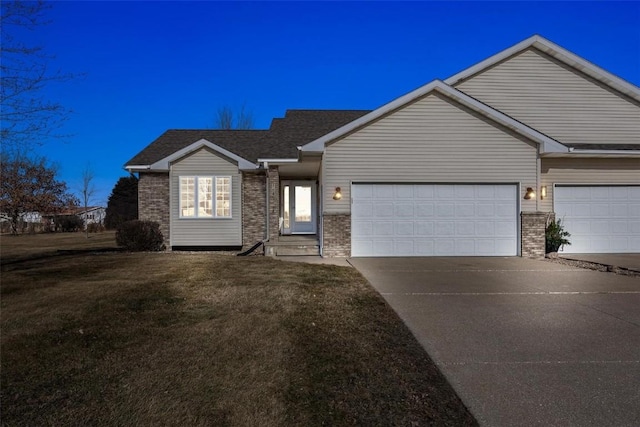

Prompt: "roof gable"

[300,80,567,154]
[445,35,640,103]
[148,139,257,171]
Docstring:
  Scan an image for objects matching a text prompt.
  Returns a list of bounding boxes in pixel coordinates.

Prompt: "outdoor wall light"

[540,185,547,200]
[524,187,536,200]
[333,187,342,200]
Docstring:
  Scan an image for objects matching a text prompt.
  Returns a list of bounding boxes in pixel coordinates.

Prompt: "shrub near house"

[116,220,165,251]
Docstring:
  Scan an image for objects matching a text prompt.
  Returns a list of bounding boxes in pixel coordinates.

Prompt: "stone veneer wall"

[138,172,170,245]
[521,211,550,258]
[242,172,266,248]
[322,214,351,257]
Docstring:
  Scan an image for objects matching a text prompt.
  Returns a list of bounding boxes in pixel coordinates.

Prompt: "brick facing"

[267,167,280,241]
[521,211,550,259]
[242,172,266,248]
[323,214,351,257]
[138,173,170,246]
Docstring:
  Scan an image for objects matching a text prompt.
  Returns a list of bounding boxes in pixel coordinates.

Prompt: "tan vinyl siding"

[455,48,640,146]
[170,148,242,246]
[323,93,538,214]
[541,158,640,212]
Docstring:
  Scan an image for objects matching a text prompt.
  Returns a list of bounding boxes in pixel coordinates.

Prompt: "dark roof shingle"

[125,109,370,167]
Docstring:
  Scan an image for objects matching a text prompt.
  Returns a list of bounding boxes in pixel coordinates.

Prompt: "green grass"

[1,233,476,426]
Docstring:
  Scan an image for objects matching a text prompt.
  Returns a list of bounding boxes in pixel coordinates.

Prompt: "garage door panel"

[437,203,455,217]
[353,221,373,237]
[352,184,518,257]
[416,203,435,217]
[476,221,495,236]
[375,185,394,198]
[455,239,476,255]
[374,221,392,236]
[416,221,434,236]
[376,203,394,217]
[352,202,373,218]
[395,222,414,236]
[416,186,435,199]
[396,186,414,198]
[456,221,475,236]
[416,241,435,255]
[395,203,414,217]
[455,185,475,198]
[456,203,475,217]
[555,186,640,254]
[395,240,415,255]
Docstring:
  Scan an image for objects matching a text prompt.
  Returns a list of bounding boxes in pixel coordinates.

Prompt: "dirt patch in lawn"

[1,237,476,426]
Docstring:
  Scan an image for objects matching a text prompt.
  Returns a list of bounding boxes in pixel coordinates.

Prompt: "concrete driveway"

[349,257,640,427]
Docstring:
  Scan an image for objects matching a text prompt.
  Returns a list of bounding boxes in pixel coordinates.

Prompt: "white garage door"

[351,184,518,257]
[554,185,640,253]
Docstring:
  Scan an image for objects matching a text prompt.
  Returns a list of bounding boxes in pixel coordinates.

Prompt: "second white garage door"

[554,185,640,253]
[351,184,518,257]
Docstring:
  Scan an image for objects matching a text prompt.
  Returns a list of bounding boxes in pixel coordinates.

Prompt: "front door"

[282,180,316,234]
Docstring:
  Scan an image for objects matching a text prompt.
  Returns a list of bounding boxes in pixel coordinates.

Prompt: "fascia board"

[445,35,640,102]
[256,158,298,163]
[124,164,151,171]
[542,150,640,158]
[150,139,257,171]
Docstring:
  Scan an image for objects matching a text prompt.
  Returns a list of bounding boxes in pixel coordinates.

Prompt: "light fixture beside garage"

[540,186,547,200]
[333,187,342,200]
[524,187,536,200]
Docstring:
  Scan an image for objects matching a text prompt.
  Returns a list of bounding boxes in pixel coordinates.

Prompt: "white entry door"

[282,181,316,234]
[554,185,640,253]
[351,183,518,257]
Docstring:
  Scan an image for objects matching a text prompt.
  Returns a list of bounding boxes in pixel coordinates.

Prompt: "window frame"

[179,175,232,219]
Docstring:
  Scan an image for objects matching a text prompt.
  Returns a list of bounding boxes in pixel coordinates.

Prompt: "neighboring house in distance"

[42,206,106,230]
[76,206,106,228]
[125,35,640,257]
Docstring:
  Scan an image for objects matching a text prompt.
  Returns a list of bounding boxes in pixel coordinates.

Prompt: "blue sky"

[18,1,640,205]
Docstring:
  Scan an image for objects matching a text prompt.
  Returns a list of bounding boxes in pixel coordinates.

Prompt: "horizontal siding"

[541,158,640,212]
[456,48,640,146]
[170,148,242,246]
[324,93,538,214]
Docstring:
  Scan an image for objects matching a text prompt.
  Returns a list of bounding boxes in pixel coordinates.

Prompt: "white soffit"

[149,139,257,171]
[445,35,640,103]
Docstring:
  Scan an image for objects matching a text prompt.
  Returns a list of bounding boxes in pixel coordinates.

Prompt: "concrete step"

[276,245,320,256]
[265,235,320,256]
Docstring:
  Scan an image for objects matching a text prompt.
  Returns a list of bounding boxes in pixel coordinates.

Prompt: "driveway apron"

[349,257,640,427]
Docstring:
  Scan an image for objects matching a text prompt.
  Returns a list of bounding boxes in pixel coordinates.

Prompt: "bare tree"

[215,106,234,129]
[80,163,96,238]
[0,1,76,153]
[214,104,255,129]
[0,153,78,234]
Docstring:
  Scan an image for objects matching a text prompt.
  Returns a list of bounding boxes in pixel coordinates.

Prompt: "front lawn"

[1,234,476,426]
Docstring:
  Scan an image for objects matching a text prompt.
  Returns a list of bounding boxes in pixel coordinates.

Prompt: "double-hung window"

[180,176,231,218]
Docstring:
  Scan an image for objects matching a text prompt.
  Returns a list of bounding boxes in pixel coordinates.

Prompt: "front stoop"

[265,235,320,256]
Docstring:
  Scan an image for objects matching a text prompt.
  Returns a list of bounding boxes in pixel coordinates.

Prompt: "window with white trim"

[179,176,231,218]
